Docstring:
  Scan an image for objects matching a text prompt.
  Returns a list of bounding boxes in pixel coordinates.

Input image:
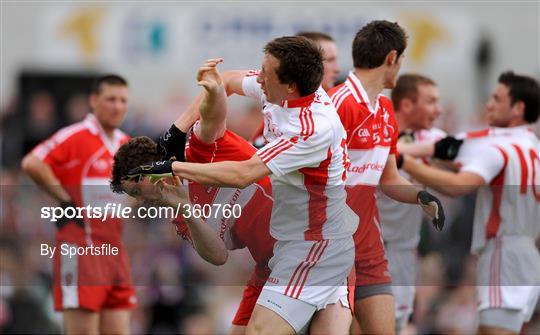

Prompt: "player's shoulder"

[329,83,355,110]
[50,120,92,144]
[379,94,393,106]
[116,129,130,144]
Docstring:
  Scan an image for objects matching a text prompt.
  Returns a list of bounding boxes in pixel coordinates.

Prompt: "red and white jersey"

[327,71,399,239]
[176,127,275,283]
[32,114,129,244]
[242,72,356,241]
[455,126,540,252]
[328,71,399,188]
[378,128,446,250]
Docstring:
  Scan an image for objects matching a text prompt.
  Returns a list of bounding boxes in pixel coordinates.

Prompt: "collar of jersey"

[347,71,380,115]
[279,91,317,108]
[83,113,124,155]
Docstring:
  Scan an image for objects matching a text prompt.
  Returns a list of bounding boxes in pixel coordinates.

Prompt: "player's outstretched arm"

[222,70,249,96]
[401,155,486,197]
[159,179,229,265]
[127,154,270,189]
[380,154,423,204]
[21,153,71,203]
[380,155,445,231]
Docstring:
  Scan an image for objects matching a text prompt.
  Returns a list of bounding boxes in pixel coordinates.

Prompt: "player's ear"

[385,50,398,66]
[511,100,525,121]
[287,82,297,94]
[89,93,98,110]
[400,98,414,114]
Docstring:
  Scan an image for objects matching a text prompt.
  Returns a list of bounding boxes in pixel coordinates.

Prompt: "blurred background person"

[21,75,135,334]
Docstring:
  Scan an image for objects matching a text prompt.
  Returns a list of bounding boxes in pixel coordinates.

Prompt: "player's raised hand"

[197,58,224,93]
[417,190,445,231]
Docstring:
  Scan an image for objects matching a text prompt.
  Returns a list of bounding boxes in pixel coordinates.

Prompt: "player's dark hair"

[392,74,436,109]
[498,71,540,123]
[264,36,324,96]
[352,20,408,69]
[110,136,160,194]
[91,74,128,94]
[296,31,334,42]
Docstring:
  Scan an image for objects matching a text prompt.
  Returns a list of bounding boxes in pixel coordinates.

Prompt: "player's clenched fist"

[417,190,445,231]
[197,58,224,92]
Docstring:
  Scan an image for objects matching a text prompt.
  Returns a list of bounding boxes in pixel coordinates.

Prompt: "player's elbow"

[222,71,245,96]
[21,154,40,175]
[207,250,228,266]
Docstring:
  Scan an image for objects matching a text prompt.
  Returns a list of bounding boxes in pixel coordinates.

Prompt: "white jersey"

[455,126,540,253]
[242,72,357,241]
[378,128,446,250]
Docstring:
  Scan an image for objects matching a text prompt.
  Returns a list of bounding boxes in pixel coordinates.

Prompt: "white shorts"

[477,236,540,327]
[387,248,416,322]
[257,237,355,332]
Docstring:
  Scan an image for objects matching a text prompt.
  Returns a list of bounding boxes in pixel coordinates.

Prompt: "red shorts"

[53,240,136,312]
[347,186,392,287]
[232,284,263,326]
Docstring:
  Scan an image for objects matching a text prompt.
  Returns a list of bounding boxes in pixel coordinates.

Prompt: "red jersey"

[328,71,399,261]
[176,124,275,284]
[32,114,129,244]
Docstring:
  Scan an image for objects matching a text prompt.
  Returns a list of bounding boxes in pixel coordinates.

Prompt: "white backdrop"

[1,1,539,130]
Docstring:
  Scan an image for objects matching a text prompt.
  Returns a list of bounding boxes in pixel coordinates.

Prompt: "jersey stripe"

[294,240,328,298]
[284,242,319,296]
[465,128,491,139]
[485,147,508,239]
[347,77,365,104]
[287,241,325,298]
[530,149,540,201]
[258,139,287,159]
[332,86,351,111]
[511,144,529,194]
[299,107,308,139]
[305,107,314,140]
[258,137,298,163]
[302,148,332,240]
[33,124,87,160]
[331,85,348,105]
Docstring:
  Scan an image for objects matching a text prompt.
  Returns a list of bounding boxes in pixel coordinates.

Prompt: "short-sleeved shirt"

[32,114,129,244]
[327,71,399,245]
[175,125,275,283]
[378,128,446,250]
[455,126,540,252]
[242,72,356,241]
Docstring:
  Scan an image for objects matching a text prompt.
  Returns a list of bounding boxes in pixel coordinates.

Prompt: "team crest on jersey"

[263,110,281,138]
[357,128,370,138]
